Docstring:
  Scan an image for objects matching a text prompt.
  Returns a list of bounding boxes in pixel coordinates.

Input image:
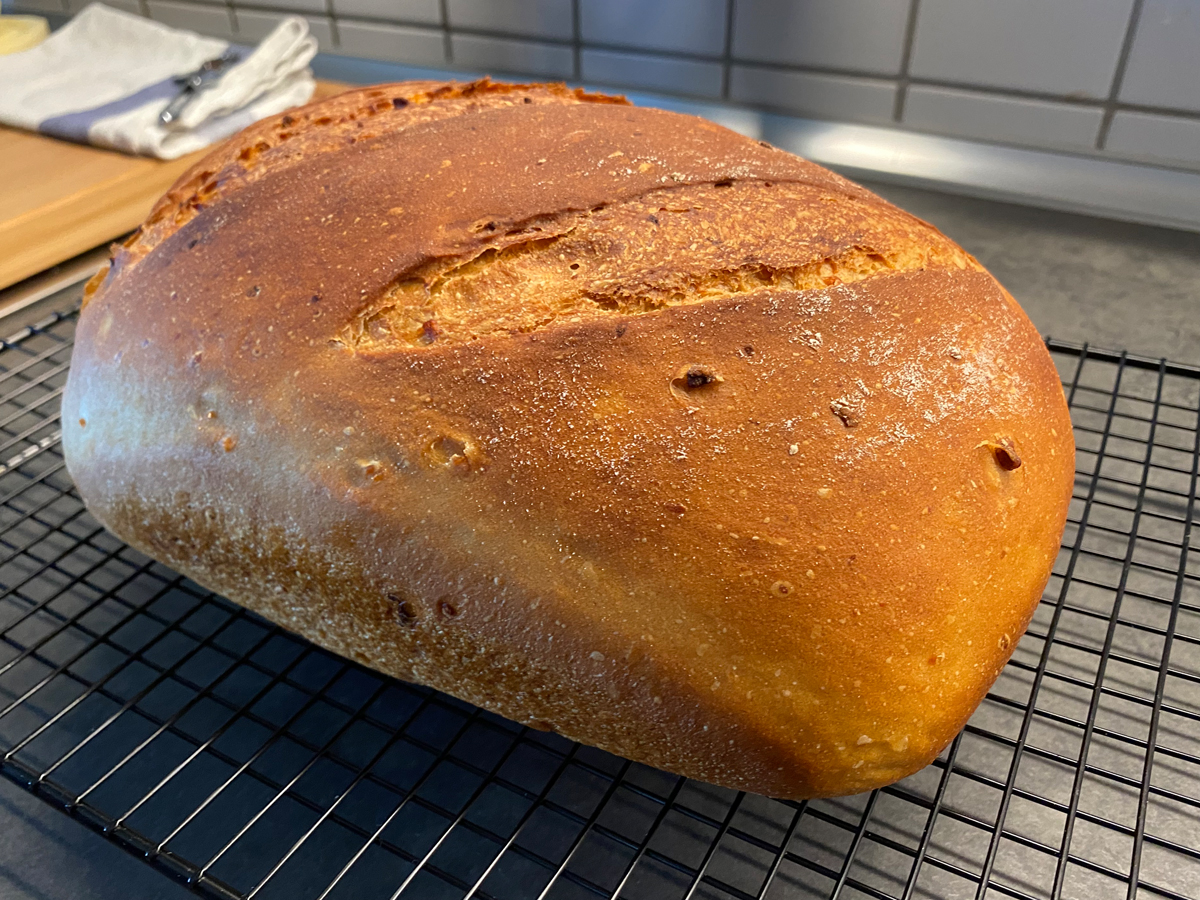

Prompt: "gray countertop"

[862,179,1200,367]
[1,181,1197,900]
[0,776,190,900]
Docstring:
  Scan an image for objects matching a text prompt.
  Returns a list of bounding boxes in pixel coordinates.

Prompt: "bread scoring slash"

[62,79,1074,800]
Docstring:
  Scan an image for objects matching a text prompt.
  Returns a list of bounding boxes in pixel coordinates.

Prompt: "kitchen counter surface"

[1,177,1197,900]
[0,776,190,900]
[863,179,1200,367]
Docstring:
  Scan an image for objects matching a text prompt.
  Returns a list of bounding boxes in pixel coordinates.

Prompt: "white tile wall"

[332,0,438,26]
[1119,0,1200,113]
[335,18,444,66]
[146,0,235,39]
[1107,111,1200,168]
[236,8,334,51]
[31,0,1200,174]
[904,86,1103,152]
[450,33,573,78]
[732,0,910,76]
[730,65,897,124]
[910,0,1134,98]
[581,48,723,99]
[579,0,726,56]
[447,0,571,41]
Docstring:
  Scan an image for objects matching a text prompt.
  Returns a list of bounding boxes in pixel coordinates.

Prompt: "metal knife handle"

[158,88,193,126]
[158,51,239,127]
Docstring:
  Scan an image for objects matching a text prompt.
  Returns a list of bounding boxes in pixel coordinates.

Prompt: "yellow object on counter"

[0,15,49,55]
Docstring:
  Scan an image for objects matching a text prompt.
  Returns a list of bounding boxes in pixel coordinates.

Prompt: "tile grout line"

[720,0,735,101]
[570,0,580,82]
[438,0,451,64]
[1097,0,1146,150]
[893,0,921,123]
[322,0,338,49]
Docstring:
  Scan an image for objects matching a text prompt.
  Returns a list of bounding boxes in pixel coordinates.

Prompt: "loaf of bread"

[62,79,1074,800]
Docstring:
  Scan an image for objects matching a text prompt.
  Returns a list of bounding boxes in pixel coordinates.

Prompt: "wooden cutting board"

[0,80,347,291]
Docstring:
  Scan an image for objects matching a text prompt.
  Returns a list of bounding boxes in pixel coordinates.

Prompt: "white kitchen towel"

[0,3,316,159]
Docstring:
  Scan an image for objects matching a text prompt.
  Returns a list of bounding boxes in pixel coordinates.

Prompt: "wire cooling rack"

[1,294,1198,900]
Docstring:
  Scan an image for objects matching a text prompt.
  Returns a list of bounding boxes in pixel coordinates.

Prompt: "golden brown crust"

[93,79,627,288]
[63,80,1074,799]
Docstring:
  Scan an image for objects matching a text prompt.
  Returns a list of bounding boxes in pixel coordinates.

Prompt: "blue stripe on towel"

[38,44,252,145]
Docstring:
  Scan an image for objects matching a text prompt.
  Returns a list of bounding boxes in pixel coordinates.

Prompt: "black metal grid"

[1,296,1198,900]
